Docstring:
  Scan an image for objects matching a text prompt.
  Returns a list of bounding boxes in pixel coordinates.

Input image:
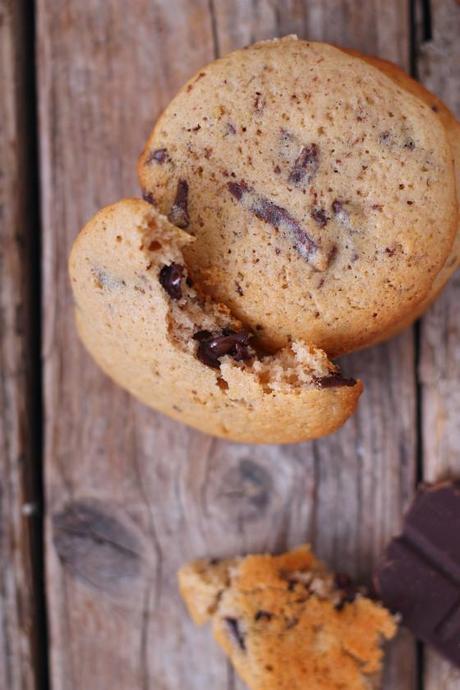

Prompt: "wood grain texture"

[38,1,417,689]
[418,0,460,687]
[0,1,43,689]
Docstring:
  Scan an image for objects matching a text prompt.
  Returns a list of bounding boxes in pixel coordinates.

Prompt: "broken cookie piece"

[69,199,362,443]
[178,546,397,690]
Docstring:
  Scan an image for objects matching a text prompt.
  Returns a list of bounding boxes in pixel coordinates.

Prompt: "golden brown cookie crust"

[69,199,362,443]
[139,36,457,356]
[342,49,460,339]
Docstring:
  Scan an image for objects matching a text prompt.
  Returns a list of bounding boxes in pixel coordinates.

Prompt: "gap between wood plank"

[410,2,433,688]
[21,1,50,688]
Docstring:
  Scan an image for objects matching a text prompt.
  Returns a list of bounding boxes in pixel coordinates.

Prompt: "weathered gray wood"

[39,1,417,689]
[0,1,43,689]
[418,0,460,687]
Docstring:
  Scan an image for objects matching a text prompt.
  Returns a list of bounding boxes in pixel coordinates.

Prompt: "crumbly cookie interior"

[140,209,354,394]
[178,547,397,690]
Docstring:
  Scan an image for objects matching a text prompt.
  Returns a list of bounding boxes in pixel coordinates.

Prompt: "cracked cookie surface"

[139,36,457,356]
[178,545,397,690]
[69,199,361,443]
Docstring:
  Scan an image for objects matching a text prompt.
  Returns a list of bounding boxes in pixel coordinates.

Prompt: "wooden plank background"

[0,0,458,689]
[0,2,44,689]
[418,2,460,689]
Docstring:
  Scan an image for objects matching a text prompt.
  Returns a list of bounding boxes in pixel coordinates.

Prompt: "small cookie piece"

[69,199,362,443]
[375,481,460,668]
[179,546,397,690]
[139,36,457,356]
[343,49,460,339]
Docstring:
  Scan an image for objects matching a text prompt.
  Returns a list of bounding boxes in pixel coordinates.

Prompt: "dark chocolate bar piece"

[375,481,460,667]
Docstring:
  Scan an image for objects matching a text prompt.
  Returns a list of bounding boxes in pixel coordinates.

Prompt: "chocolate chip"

[227,181,322,266]
[254,92,265,112]
[226,122,236,135]
[315,373,357,388]
[286,617,300,629]
[332,199,343,214]
[288,143,319,186]
[334,572,361,610]
[311,208,328,228]
[168,179,190,229]
[255,610,273,621]
[227,180,248,201]
[142,190,156,205]
[192,330,213,342]
[146,148,169,165]
[158,263,184,300]
[335,590,358,610]
[404,138,415,150]
[328,245,338,266]
[379,131,391,144]
[224,617,246,651]
[209,558,221,566]
[194,328,254,369]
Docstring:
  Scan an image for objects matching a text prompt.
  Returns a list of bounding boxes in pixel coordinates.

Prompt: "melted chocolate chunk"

[193,330,213,342]
[334,572,360,609]
[332,199,343,215]
[315,373,357,388]
[227,180,249,201]
[194,328,254,369]
[168,179,190,229]
[146,148,169,165]
[288,143,319,186]
[224,617,246,651]
[142,190,156,205]
[311,208,328,228]
[159,263,184,300]
[255,610,273,622]
[227,181,321,265]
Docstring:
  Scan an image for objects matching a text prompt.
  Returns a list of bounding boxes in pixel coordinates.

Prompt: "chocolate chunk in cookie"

[159,263,184,300]
[227,181,330,270]
[288,143,319,186]
[168,179,190,229]
[194,328,254,369]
